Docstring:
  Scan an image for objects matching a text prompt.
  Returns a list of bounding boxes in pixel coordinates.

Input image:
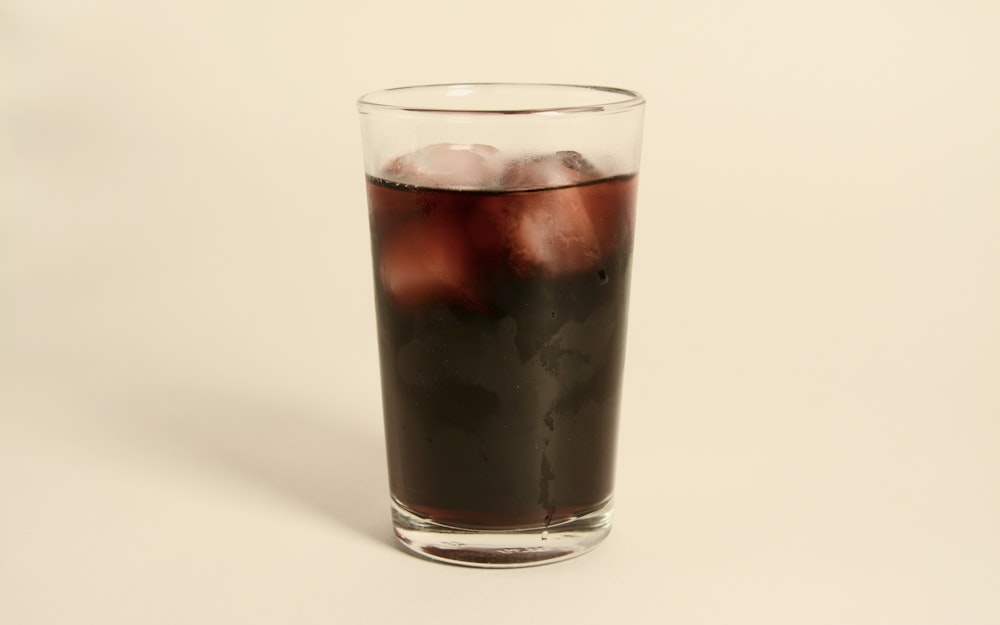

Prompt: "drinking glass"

[358,83,645,567]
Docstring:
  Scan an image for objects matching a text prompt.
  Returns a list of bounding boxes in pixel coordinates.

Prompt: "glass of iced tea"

[357,84,644,567]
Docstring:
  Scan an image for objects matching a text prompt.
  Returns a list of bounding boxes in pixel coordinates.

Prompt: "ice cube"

[379,214,479,309]
[384,143,505,189]
[501,151,600,190]
[505,186,603,276]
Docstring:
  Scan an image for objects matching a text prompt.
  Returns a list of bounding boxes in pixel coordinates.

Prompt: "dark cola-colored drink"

[368,152,637,530]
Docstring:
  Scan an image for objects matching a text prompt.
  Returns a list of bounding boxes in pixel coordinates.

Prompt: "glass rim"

[356,82,645,116]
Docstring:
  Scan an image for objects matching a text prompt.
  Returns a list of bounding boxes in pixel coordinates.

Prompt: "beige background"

[2,0,999,623]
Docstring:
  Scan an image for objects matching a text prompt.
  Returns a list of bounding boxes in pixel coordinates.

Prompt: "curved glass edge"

[356,82,645,117]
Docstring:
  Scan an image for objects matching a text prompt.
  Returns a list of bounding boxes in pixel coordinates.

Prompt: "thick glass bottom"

[391,497,613,568]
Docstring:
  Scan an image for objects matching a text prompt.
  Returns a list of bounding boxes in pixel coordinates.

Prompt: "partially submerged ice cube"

[501,150,600,190]
[501,151,612,276]
[384,143,505,189]
[378,213,479,310]
[505,186,603,276]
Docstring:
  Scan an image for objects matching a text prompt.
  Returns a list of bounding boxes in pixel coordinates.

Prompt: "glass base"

[391,497,613,568]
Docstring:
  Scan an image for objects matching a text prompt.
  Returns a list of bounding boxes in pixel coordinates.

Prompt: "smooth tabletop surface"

[3,1,999,623]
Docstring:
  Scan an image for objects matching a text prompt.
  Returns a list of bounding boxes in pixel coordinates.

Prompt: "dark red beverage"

[368,157,637,531]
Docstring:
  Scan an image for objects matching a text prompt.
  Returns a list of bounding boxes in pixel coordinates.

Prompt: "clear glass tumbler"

[357,83,645,567]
